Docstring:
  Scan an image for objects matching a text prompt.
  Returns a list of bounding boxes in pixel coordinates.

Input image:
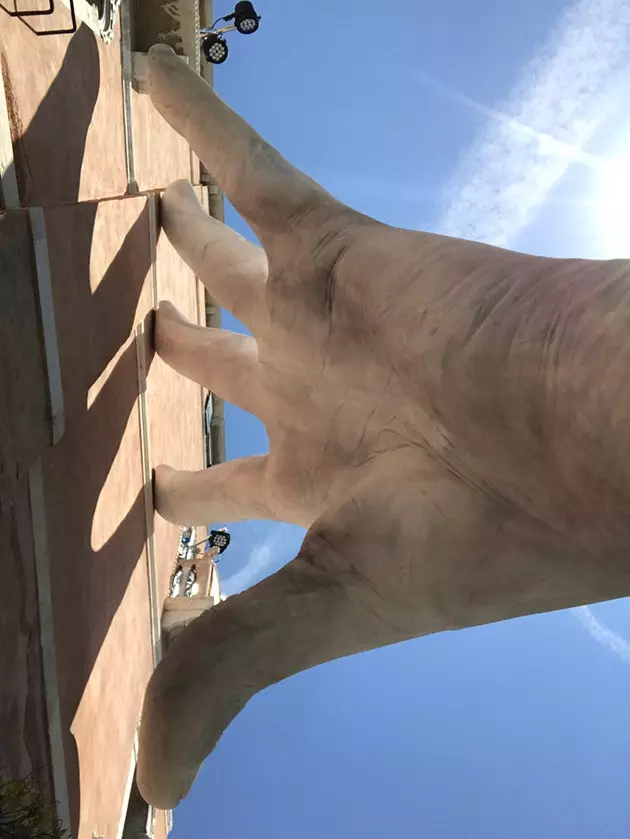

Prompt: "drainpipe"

[203,124,226,466]
[199,0,215,186]
[204,294,226,467]
[193,1,226,466]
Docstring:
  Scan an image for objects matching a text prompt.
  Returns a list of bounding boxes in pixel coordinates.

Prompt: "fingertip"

[148,43,176,61]
[148,44,184,91]
[163,178,198,207]
[136,678,201,808]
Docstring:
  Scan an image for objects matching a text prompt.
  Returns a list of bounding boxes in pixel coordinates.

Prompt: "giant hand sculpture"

[138,44,630,808]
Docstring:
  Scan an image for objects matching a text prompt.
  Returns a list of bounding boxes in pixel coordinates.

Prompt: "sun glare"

[593,151,630,257]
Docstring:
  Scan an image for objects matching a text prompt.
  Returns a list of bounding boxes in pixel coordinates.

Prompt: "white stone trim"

[28,459,71,835]
[136,319,162,667]
[120,0,138,192]
[136,193,162,666]
[148,192,159,305]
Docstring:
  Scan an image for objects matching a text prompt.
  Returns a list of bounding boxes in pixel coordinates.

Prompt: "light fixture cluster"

[200,2,261,65]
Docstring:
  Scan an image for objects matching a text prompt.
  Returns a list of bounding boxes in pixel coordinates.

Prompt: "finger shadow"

[7,23,100,206]
[2,21,158,829]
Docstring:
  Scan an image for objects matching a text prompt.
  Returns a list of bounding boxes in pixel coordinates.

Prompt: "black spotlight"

[202,33,229,64]
[199,3,261,65]
[233,1,260,34]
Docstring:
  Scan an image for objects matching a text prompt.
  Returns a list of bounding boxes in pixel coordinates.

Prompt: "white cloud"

[219,522,306,596]
[222,537,277,594]
[573,605,630,664]
[437,0,630,246]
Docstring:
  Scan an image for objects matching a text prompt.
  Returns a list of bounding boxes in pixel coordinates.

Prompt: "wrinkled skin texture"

[138,44,630,808]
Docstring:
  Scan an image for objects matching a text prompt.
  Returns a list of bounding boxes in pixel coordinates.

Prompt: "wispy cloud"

[435,0,630,246]
[222,537,277,594]
[573,605,630,664]
[220,522,306,596]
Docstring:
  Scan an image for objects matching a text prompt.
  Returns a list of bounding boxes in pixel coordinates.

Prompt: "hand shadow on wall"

[3,22,160,831]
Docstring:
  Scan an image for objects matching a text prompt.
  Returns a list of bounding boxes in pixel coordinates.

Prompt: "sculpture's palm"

[138,45,630,809]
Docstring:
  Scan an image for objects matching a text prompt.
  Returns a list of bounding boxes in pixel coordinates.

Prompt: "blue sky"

[172,1,630,835]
